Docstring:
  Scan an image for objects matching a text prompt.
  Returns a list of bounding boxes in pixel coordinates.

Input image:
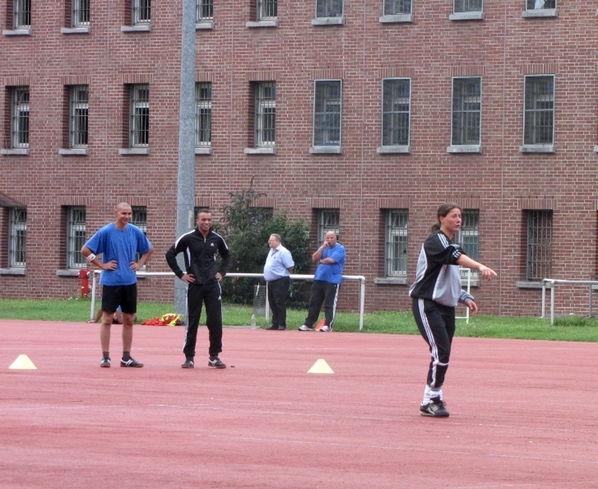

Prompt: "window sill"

[310,145,342,154]
[379,14,413,24]
[245,147,276,155]
[592,145,598,153]
[519,144,555,153]
[0,268,26,275]
[374,277,408,285]
[59,148,88,156]
[447,144,481,154]
[61,26,91,34]
[119,148,150,155]
[195,147,212,155]
[3,27,31,36]
[312,16,345,26]
[56,269,82,277]
[196,20,214,30]
[121,24,151,32]
[522,8,557,18]
[377,145,410,154]
[517,281,545,289]
[1,148,29,156]
[449,11,484,21]
[246,19,278,28]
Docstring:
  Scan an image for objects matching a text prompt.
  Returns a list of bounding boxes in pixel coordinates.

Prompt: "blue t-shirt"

[85,223,152,286]
[314,243,346,284]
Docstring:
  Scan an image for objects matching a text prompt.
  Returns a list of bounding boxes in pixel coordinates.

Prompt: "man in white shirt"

[263,234,294,330]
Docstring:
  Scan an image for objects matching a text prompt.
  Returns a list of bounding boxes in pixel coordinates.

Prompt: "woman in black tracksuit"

[409,203,497,417]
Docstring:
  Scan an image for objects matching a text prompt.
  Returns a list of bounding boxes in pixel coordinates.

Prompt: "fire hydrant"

[79,269,90,298]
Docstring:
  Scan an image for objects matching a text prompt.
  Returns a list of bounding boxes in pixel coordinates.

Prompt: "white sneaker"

[298,324,314,331]
[320,325,331,332]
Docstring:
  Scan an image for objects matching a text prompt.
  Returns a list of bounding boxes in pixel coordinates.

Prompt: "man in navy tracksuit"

[166,210,230,369]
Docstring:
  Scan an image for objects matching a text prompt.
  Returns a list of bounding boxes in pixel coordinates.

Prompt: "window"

[313,80,342,149]
[68,86,88,148]
[526,210,552,281]
[451,77,481,147]
[381,78,410,149]
[456,209,479,280]
[254,82,276,147]
[12,0,31,29]
[454,0,482,13]
[316,0,343,18]
[526,0,555,9]
[129,84,149,148]
[71,0,90,27]
[131,206,147,268]
[384,0,411,15]
[8,207,26,268]
[196,0,213,20]
[258,0,277,19]
[385,210,408,277]
[132,0,151,25]
[317,209,340,243]
[9,87,29,150]
[523,75,554,147]
[67,207,86,269]
[195,82,212,149]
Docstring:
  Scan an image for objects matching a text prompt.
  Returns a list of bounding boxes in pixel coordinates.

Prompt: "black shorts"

[101,284,137,315]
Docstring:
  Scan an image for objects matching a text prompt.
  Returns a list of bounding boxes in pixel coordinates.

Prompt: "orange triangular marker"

[9,354,37,370]
[307,358,334,374]
[315,319,326,331]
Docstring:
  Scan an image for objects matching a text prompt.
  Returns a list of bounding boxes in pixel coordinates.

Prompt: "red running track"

[1,319,597,488]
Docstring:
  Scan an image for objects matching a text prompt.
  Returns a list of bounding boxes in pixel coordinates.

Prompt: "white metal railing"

[90,270,366,330]
[541,278,598,325]
[456,268,471,323]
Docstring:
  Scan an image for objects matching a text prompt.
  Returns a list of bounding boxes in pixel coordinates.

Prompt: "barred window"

[195,82,212,148]
[523,75,554,146]
[317,209,340,243]
[316,0,343,18]
[10,87,29,149]
[385,210,408,277]
[8,207,27,268]
[133,0,151,25]
[67,207,86,269]
[69,85,88,148]
[451,77,481,146]
[456,209,479,261]
[71,0,90,26]
[255,82,276,147]
[258,0,277,19]
[313,80,342,147]
[526,210,552,281]
[526,0,555,10]
[129,84,149,147]
[382,78,410,147]
[383,0,411,15]
[13,0,31,28]
[196,0,213,21]
[454,0,482,12]
[131,206,148,268]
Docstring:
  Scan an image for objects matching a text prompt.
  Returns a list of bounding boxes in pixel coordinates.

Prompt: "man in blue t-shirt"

[298,231,346,332]
[81,202,153,368]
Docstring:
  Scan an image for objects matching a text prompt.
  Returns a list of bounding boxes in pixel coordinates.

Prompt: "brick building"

[0,0,595,317]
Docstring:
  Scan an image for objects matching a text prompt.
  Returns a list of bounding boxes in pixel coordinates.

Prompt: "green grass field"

[1,298,598,342]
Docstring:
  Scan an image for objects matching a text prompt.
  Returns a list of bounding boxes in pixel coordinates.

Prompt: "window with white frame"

[10,87,29,150]
[129,84,149,148]
[385,210,408,277]
[455,209,479,280]
[254,82,276,147]
[454,0,482,13]
[313,80,342,147]
[12,0,30,28]
[317,209,340,243]
[195,82,211,148]
[68,85,88,148]
[526,210,552,281]
[451,77,481,146]
[382,78,410,147]
[8,207,26,268]
[526,0,555,10]
[196,0,213,21]
[383,0,411,15]
[71,0,90,27]
[131,206,147,268]
[258,0,277,19]
[132,0,151,25]
[523,75,554,146]
[316,0,343,18]
[67,207,86,269]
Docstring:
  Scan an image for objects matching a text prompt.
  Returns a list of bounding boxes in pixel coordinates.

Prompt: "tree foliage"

[215,184,311,308]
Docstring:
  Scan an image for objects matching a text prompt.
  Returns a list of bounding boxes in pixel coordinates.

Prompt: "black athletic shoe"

[208,357,226,369]
[181,358,194,368]
[120,357,144,368]
[420,398,450,417]
[100,358,111,368]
